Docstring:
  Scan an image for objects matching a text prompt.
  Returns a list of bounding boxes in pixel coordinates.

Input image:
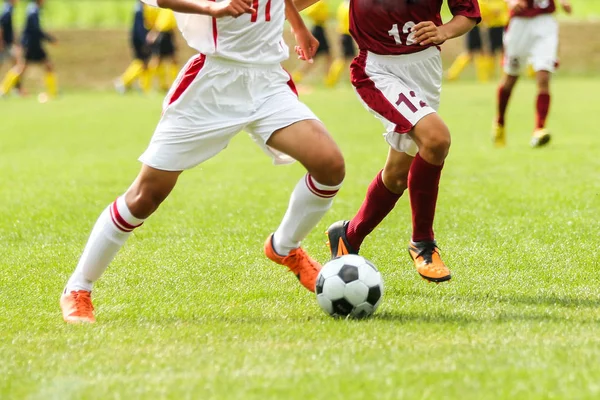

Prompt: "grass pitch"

[1,77,600,399]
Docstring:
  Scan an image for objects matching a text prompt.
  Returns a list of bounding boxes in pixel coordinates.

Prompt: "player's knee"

[310,149,345,187]
[421,128,451,163]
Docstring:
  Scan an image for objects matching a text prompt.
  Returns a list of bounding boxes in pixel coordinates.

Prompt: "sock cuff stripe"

[110,201,142,232]
[305,174,339,198]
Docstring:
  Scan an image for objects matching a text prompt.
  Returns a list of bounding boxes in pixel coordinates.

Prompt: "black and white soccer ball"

[315,255,384,319]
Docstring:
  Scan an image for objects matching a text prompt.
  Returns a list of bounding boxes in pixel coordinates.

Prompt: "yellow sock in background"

[325,59,345,87]
[1,69,20,95]
[474,55,490,83]
[122,60,144,88]
[45,72,58,97]
[142,64,157,92]
[446,53,471,81]
[485,55,497,80]
[157,63,168,91]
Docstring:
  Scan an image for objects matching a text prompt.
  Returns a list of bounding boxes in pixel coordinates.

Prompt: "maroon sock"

[497,85,512,126]
[536,93,551,129]
[346,170,401,250]
[408,153,443,243]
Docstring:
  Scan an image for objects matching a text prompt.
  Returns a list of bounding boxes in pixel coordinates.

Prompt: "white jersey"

[142,0,289,64]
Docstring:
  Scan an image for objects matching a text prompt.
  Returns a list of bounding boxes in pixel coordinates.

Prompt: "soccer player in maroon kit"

[293,0,480,282]
[493,0,572,148]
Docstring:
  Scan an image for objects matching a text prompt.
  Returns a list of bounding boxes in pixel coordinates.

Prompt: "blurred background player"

[493,0,572,148]
[143,6,178,92]
[1,0,57,99]
[446,0,508,82]
[324,0,356,87]
[291,1,331,85]
[114,1,158,94]
[0,0,24,96]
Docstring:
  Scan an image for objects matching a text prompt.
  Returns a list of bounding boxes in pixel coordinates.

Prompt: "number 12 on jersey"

[251,0,272,22]
[388,22,417,45]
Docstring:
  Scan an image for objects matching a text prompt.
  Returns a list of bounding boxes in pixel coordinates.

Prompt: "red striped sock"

[109,197,144,233]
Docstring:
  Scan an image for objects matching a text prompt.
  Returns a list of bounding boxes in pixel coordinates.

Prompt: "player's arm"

[560,0,572,14]
[413,0,481,46]
[292,0,320,12]
[285,0,319,63]
[154,0,255,18]
[507,0,526,14]
[0,28,4,52]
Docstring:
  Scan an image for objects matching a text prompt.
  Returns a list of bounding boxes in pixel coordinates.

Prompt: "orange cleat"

[60,290,95,324]
[264,234,322,292]
[408,241,452,283]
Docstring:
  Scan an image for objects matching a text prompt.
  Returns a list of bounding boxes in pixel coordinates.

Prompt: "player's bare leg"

[263,119,345,292]
[531,69,551,148]
[406,113,452,283]
[494,73,519,147]
[61,166,181,323]
[326,148,412,258]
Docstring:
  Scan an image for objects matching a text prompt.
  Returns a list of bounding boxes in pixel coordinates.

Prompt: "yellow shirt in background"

[154,9,177,32]
[480,0,509,28]
[143,4,159,30]
[304,2,329,27]
[336,1,350,35]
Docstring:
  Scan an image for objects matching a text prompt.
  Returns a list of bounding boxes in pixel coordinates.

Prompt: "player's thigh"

[488,27,505,54]
[267,119,344,186]
[350,51,439,156]
[140,55,250,171]
[530,16,558,73]
[503,18,530,75]
[466,25,483,53]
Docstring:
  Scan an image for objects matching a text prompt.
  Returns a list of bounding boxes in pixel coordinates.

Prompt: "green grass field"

[1,77,600,399]
[7,0,600,29]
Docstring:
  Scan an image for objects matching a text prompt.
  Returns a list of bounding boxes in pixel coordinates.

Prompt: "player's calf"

[124,165,181,219]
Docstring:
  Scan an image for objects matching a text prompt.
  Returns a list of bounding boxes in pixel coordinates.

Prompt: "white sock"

[65,196,144,292]
[273,174,342,256]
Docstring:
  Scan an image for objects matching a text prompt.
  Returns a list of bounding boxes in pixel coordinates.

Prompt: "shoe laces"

[285,249,318,274]
[416,242,439,265]
[71,291,94,314]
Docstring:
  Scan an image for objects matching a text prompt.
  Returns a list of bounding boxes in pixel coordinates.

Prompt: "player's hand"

[509,0,527,14]
[561,0,572,14]
[210,0,255,18]
[411,21,448,46]
[293,27,319,64]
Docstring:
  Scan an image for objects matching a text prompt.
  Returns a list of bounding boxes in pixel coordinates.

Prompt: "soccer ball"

[315,254,384,319]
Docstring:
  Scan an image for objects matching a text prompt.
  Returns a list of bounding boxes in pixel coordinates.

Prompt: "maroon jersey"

[511,0,556,18]
[349,0,481,56]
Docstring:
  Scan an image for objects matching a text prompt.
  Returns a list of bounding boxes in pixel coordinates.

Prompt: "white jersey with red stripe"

[142,0,289,64]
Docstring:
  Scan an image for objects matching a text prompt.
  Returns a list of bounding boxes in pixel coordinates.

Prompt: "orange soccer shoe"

[264,234,322,292]
[60,290,95,324]
[408,241,452,283]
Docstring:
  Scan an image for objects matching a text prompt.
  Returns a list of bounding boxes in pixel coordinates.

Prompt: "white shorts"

[504,14,559,75]
[139,54,319,171]
[350,47,442,156]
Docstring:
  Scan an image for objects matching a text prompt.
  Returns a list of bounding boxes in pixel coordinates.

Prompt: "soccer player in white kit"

[295,0,480,283]
[60,0,346,323]
[493,0,572,148]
